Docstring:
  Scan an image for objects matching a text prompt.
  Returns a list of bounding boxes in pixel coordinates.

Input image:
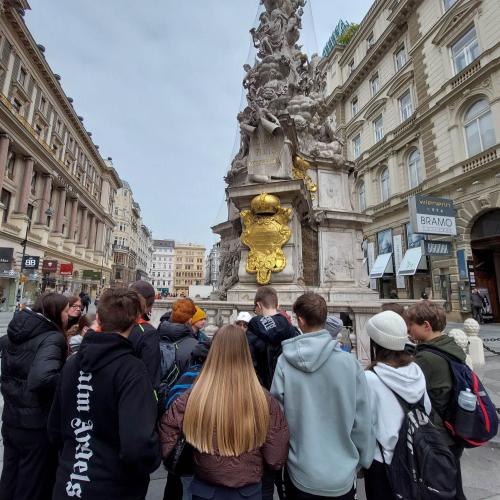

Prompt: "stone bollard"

[448,328,473,369]
[463,318,485,369]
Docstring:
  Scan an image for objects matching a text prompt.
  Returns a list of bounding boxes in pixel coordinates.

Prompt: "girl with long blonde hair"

[159,325,289,500]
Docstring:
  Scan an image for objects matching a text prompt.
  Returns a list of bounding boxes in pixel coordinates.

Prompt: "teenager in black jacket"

[128,280,161,387]
[48,288,161,500]
[0,292,69,500]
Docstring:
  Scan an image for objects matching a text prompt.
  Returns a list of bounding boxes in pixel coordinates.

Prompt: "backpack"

[421,345,499,447]
[157,338,188,414]
[378,386,457,500]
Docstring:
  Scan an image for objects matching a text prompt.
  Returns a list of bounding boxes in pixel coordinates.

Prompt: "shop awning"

[397,246,424,276]
[369,253,393,279]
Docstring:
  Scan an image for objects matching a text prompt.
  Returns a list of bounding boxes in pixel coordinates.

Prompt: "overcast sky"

[25,0,372,250]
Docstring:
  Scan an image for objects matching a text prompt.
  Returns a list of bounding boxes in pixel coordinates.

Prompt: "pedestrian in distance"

[66,295,82,330]
[48,288,161,500]
[407,301,467,500]
[159,324,289,500]
[271,292,375,500]
[363,310,432,500]
[389,289,399,299]
[470,288,484,324]
[235,311,253,333]
[0,292,69,500]
[191,306,209,341]
[128,280,162,388]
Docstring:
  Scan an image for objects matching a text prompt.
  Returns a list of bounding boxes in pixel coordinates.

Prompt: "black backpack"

[378,384,457,499]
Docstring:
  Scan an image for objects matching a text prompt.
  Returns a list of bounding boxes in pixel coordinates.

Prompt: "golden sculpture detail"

[292,156,317,197]
[240,193,292,285]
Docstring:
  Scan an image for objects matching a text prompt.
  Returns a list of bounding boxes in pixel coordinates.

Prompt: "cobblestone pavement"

[0,315,498,498]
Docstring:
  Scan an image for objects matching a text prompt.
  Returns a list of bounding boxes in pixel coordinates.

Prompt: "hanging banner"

[457,249,468,281]
[423,241,452,257]
[22,256,39,270]
[393,234,405,289]
[42,260,58,273]
[409,195,457,236]
[367,242,376,290]
[60,263,74,276]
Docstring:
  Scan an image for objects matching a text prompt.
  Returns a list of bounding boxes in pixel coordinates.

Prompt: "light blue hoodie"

[271,330,375,497]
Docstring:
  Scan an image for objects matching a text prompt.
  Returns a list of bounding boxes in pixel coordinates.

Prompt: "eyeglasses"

[236,321,248,327]
[70,304,82,310]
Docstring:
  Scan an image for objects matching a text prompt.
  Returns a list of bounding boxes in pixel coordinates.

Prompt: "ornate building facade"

[0,1,121,307]
[322,0,500,320]
[174,242,205,296]
[111,181,152,287]
[150,239,175,295]
[205,241,220,287]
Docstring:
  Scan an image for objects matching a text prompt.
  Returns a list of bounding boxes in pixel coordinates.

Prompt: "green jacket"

[415,335,466,446]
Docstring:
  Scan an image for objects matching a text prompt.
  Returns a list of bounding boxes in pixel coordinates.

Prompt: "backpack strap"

[418,344,464,364]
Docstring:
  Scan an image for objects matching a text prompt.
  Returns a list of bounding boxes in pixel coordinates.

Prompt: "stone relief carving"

[217,237,242,299]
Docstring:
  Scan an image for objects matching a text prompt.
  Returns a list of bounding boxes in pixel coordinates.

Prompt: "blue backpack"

[422,346,498,447]
[157,338,187,414]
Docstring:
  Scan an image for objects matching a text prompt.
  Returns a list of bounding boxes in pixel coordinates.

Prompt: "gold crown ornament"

[250,193,280,215]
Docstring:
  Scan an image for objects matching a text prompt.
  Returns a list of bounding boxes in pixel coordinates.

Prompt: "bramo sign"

[409,195,457,236]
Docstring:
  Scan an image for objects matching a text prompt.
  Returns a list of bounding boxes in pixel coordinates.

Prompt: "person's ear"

[297,316,306,330]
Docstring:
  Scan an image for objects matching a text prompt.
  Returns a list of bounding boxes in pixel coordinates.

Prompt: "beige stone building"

[0,1,121,307]
[323,0,500,320]
[111,181,153,287]
[173,242,205,296]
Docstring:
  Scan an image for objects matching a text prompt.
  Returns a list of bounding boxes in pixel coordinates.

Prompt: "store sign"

[42,259,58,273]
[409,195,457,236]
[0,247,13,264]
[82,270,102,281]
[22,256,39,270]
[393,235,405,289]
[423,241,452,257]
[60,263,74,276]
[457,249,468,281]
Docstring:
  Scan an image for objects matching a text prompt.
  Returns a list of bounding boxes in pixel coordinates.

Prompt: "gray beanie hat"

[325,315,343,337]
[366,310,412,351]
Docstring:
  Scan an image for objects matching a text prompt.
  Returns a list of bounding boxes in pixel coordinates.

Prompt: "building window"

[443,0,457,10]
[357,182,366,211]
[352,135,361,159]
[452,27,480,74]
[6,152,15,180]
[399,90,413,122]
[30,171,37,196]
[394,45,407,71]
[380,167,390,202]
[18,67,27,87]
[367,32,375,50]
[464,99,496,157]
[351,97,359,116]
[39,96,47,114]
[348,59,355,74]
[12,99,22,113]
[373,115,384,142]
[370,73,380,96]
[1,189,11,223]
[408,149,422,189]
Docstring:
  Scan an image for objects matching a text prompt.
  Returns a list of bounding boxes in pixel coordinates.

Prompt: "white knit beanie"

[366,310,412,351]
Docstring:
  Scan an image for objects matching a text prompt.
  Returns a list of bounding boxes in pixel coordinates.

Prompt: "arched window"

[380,167,390,202]
[357,182,366,211]
[408,149,422,189]
[464,99,496,157]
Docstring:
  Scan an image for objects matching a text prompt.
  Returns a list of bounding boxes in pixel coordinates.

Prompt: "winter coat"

[159,390,289,488]
[157,321,199,374]
[365,362,431,464]
[415,335,466,445]
[128,318,161,388]
[247,314,299,389]
[471,293,483,308]
[271,330,375,498]
[0,308,67,429]
[48,330,161,500]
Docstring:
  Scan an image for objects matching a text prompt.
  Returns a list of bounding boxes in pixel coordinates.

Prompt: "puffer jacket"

[157,321,198,374]
[159,390,289,488]
[0,308,67,429]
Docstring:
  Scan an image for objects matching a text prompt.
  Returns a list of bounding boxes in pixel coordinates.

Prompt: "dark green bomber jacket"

[415,335,466,446]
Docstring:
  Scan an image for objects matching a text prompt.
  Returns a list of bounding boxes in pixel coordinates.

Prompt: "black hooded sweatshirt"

[247,314,299,389]
[0,308,67,429]
[48,331,161,500]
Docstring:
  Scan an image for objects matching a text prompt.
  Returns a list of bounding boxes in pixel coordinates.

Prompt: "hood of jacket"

[77,330,135,372]
[418,334,466,363]
[281,330,342,373]
[158,320,195,342]
[7,308,60,344]
[372,362,427,404]
[248,313,298,346]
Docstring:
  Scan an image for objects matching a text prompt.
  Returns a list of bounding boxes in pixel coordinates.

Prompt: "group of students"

[0,283,496,500]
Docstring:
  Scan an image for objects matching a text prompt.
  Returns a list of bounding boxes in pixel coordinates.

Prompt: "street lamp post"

[15,199,55,308]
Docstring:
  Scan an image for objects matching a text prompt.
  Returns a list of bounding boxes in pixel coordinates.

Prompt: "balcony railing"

[451,60,481,90]
[460,146,498,174]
